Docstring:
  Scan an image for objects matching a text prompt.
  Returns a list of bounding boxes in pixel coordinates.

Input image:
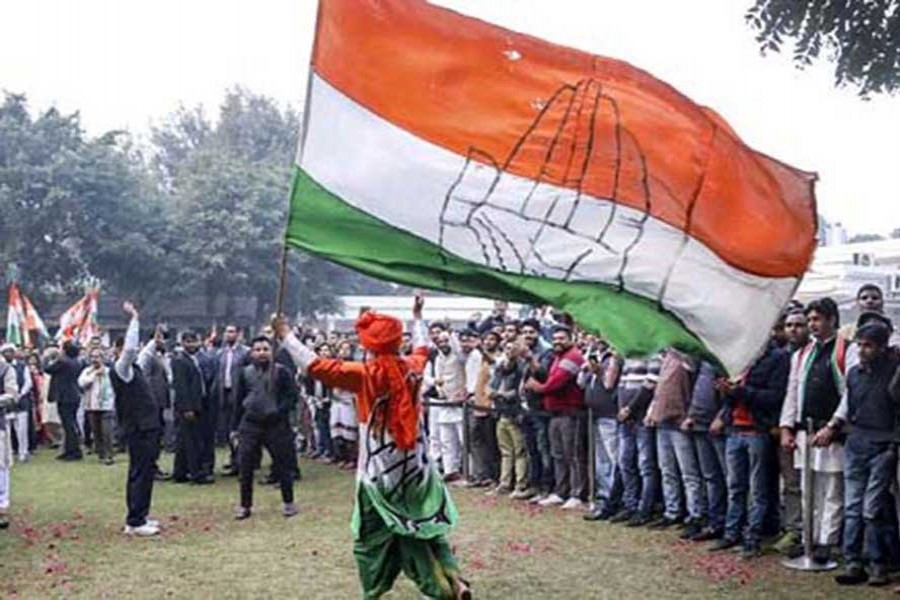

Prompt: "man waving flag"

[285,0,817,374]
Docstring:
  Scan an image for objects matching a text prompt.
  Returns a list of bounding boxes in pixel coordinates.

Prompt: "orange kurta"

[307,347,429,451]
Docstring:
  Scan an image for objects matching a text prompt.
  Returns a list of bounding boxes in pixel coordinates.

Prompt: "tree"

[153,88,394,323]
[746,1,900,96]
[0,94,174,305]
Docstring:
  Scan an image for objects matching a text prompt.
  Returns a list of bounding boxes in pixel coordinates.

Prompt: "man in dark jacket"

[172,331,213,484]
[110,302,163,537]
[824,323,900,586]
[231,336,298,519]
[581,346,623,521]
[44,340,84,461]
[710,321,790,558]
[519,318,554,503]
[490,342,529,498]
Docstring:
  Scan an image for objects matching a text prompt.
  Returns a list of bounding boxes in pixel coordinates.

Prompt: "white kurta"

[331,387,359,442]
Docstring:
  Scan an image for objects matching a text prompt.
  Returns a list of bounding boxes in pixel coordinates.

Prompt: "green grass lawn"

[0,449,885,599]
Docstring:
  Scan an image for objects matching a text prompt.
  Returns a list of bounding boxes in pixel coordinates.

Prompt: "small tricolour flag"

[6,283,50,347]
[286,0,817,373]
[57,288,101,345]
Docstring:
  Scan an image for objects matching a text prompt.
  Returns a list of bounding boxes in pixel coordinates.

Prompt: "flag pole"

[275,0,322,320]
[275,243,290,317]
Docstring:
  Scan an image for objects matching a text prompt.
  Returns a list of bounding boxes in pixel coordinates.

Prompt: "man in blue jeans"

[581,347,623,521]
[710,321,790,559]
[682,360,728,541]
[613,355,662,527]
[822,322,900,586]
[645,349,704,535]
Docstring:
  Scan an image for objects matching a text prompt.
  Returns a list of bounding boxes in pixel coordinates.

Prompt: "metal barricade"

[782,418,838,571]
[586,406,596,512]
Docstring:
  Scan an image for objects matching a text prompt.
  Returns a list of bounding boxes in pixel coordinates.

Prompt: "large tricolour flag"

[286,0,817,373]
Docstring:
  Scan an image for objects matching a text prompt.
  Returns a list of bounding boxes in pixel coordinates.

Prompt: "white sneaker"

[145,518,159,528]
[561,498,584,510]
[538,494,565,507]
[528,493,547,505]
[510,489,535,500]
[123,523,160,537]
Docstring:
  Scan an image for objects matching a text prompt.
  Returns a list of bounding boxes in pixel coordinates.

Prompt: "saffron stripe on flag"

[310,0,816,278]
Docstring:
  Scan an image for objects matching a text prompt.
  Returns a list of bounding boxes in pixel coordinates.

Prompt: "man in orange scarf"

[275,296,469,600]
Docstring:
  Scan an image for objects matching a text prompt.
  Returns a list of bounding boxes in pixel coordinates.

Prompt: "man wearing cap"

[1,344,32,463]
[819,322,900,586]
[275,296,470,600]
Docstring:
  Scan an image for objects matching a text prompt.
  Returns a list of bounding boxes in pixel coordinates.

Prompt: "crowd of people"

[1,285,899,589]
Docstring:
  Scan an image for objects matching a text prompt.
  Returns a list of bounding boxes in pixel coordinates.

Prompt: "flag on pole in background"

[6,283,50,347]
[285,0,817,373]
[57,288,101,345]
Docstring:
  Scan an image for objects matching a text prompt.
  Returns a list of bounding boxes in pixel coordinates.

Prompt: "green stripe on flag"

[285,167,709,360]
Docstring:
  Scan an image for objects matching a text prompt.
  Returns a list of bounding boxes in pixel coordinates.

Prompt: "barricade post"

[782,418,838,571]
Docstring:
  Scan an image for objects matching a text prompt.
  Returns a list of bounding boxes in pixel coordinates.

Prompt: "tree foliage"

[0,90,395,324]
[0,94,174,305]
[746,1,900,96]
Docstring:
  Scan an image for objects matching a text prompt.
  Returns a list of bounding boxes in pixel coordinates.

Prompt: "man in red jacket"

[524,325,586,509]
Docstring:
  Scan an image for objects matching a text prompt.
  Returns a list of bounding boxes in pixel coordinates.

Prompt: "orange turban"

[355,311,403,355]
[354,311,420,450]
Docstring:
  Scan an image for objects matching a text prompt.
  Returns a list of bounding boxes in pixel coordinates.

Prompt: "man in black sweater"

[231,336,299,520]
[109,302,162,537]
[43,341,84,461]
[822,323,900,586]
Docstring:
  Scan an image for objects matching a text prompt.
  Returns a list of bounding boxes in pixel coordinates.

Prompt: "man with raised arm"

[109,302,163,537]
[274,295,470,600]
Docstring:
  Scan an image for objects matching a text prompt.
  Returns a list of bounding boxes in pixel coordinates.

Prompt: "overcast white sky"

[2,0,897,234]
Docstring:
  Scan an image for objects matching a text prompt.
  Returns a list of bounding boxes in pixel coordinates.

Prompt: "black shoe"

[583,507,613,522]
[834,565,868,586]
[812,545,832,565]
[609,509,633,524]
[172,476,191,484]
[740,543,761,560]
[0,516,9,529]
[680,522,703,540]
[220,467,238,478]
[625,513,652,528]
[648,517,681,530]
[868,564,889,587]
[709,537,740,552]
[691,527,724,542]
[154,470,172,481]
[192,475,215,485]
